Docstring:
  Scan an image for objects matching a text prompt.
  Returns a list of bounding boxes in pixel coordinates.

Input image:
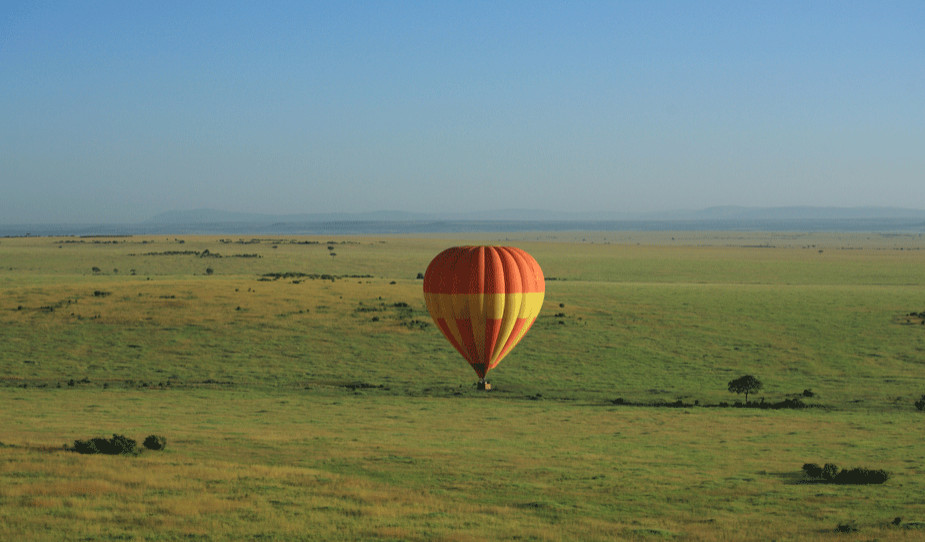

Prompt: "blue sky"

[2,1,924,223]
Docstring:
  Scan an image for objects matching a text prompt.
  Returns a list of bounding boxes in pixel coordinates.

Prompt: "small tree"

[728,375,763,404]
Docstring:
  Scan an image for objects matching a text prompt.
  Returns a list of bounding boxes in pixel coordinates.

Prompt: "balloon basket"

[477,380,491,391]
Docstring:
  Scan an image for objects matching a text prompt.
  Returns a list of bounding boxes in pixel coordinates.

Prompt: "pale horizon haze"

[2,1,924,224]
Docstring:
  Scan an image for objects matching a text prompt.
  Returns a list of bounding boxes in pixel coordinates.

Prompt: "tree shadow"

[768,470,810,485]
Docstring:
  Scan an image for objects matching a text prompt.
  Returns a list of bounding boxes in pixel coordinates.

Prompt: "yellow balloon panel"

[424,292,544,377]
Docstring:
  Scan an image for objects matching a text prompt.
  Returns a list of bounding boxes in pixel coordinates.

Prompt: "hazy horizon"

[4,204,925,228]
[4,2,924,224]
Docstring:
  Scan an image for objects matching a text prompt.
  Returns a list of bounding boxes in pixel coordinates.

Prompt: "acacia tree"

[728,375,763,404]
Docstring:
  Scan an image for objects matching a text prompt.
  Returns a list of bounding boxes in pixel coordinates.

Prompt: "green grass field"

[2,232,924,540]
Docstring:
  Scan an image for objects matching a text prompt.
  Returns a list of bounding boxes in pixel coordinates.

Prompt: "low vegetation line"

[260,272,374,281]
[129,249,259,258]
[609,397,815,410]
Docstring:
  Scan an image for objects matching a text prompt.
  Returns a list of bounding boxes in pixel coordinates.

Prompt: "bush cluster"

[802,463,889,484]
[70,434,138,455]
[915,394,925,411]
[67,434,166,455]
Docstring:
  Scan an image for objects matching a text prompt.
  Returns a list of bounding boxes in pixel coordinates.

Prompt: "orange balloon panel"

[423,246,544,378]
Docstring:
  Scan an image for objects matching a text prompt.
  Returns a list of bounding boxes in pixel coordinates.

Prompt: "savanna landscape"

[2,231,924,540]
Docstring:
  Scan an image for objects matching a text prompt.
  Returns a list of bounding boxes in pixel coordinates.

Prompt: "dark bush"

[802,389,815,397]
[770,398,807,409]
[915,394,925,411]
[835,523,858,533]
[71,439,99,454]
[802,463,889,484]
[69,434,137,455]
[143,435,167,451]
[401,319,430,330]
[98,434,137,455]
[343,382,384,391]
[835,467,889,485]
[802,463,823,479]
[822,463,840,481]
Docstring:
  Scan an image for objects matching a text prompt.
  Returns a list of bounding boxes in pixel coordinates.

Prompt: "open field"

[2,231,925,540]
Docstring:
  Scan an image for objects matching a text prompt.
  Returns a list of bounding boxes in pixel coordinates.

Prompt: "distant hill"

[5,206,923,237]
[660,206,925,221]
[147,209,434,224]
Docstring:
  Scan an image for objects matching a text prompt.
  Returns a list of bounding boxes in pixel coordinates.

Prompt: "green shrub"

[143,435,167,451]
[915,394,925,411]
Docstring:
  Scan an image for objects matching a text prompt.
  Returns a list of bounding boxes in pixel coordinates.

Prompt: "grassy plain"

[1,231,924,540]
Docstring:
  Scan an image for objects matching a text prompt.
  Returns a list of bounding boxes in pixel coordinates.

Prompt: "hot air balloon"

[423,246,545,389]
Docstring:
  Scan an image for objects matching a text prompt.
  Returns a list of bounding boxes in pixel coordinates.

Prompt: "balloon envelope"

[423,246,545,378]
